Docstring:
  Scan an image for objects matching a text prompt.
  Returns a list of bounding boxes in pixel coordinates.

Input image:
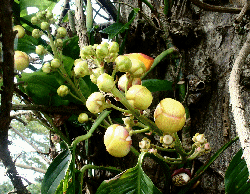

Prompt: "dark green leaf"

[62,36,80,60]
[142,79,173,92]
[96,152,162,194]
[225,149,250,194]
[101,8,139,40]
[41,148,72,194]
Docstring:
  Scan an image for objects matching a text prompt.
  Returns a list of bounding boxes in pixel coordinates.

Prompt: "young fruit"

[14,51,29,71]
[104,124,132,157]
[57,85,69,97]
[115,55,132,72]
[96,44,109,58]
[126,53,154,72]
[154,98,186,134]
[13,25,25,39]
[31,16,39,25]
[97,73,115,92]
[86,92,107,113]
[125,85,153,110]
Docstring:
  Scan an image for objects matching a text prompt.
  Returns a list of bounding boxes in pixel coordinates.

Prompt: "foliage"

[0,0,245,193]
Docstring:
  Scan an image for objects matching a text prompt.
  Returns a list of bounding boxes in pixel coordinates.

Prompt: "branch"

[229,32,250,179]
[190,0,243,13]
[58,0,70,26]
[0,0,29,193]
[0,163,46,174]
[10,127,51,164]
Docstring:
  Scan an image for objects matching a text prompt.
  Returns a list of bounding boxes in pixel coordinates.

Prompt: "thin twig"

[229,32,250,179]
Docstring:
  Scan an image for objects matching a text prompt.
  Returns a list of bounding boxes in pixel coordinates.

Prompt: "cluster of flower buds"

[42,58,61,73]
[31,10,55,39]
[80,42,119,63]
[192,133,211,155]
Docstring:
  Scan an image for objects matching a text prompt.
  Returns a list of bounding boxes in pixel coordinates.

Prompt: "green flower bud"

[104,124,132,157]
[55,39,63,48]
[97,73,115,92]
[108,42,119,53]
[90,68,102,84]
[46,11,53,19]
[96,44,109,58]
[41,22,50,30]
[78,113,89,123]
[42,62,51,73]
[154,98,186,134]
[51,58,61,68]
[74,61,90,77]
[80,45,95,57]
[32,29,42,39]
[126,85,153,110]
[14,51,30,71]
[129,58,146,78]
[86,92,107,113]
[115,55,132,72]
[31,17,39,25]
[36,45,46,55]
[57,27,67,38]
[36,12,44,20]
[57,85,69,97]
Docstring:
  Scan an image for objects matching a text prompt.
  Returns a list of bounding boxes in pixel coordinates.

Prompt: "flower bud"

[31,16,39,25]
[139,137,151,152]
[118,74,131,91]
[96,44,109,58]
[78,113,89,123]
[51,58,61,68]
[14,51,29,71]
[90,68,102,84]
[36,45,46,55]
[32,29,42,39]
[129,58,146,78]
[57,85,69,97]
[86,92,107,113]
[74,61,90,77]
[80,45,95,57]
[57,27,67,38]
[46,11,53,19]
[104,124,132,157]
[108,42,119,53]
[162,135,174,145]
[13,25,25,39]
[154,98,186,134]
[36,12,44,20]
[42,62,51,73]
[41,22,50,30]
[55,39,63,48]
[126,85,153,110]
[97,73,115,92]
[204,143,210,151]
[126,53,154,72]
[115,55,132,72]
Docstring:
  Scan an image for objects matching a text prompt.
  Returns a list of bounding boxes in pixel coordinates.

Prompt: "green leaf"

[225,149,250,194]
[142,79,173,92]
[62,36,80,59]
[18,71,68,106]
[101,8,139,39]
[18,0,57,12]
[41,148,72,194]
[96,152,162,194]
